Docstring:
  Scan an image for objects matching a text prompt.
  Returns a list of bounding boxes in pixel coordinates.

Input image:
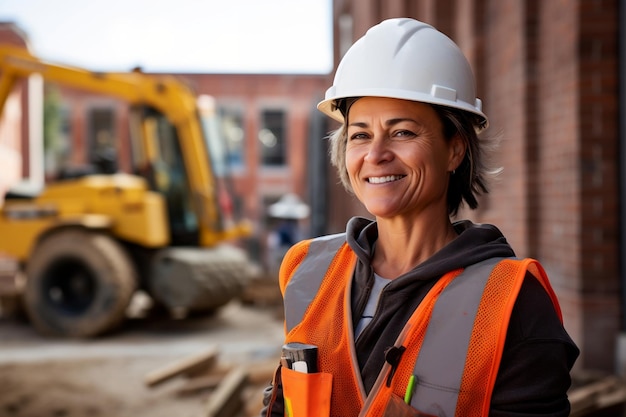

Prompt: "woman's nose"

[364,136,393,163]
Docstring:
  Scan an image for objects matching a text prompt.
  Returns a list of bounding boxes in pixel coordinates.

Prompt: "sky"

[0,0,334,74]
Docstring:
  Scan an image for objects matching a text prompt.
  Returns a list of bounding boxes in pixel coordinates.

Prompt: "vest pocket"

[382,393,438,417]
[281,367,333,417]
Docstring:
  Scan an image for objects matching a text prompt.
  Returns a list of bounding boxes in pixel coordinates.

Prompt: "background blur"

[0,0,623,386]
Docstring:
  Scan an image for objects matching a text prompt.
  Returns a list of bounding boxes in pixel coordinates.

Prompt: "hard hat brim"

[317,88,489,132]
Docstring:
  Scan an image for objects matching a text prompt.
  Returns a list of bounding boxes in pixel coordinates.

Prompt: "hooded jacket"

[261,217,579,416]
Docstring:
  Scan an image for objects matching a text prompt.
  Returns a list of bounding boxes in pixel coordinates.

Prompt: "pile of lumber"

[569,371,626,416]
[144,345,278,417]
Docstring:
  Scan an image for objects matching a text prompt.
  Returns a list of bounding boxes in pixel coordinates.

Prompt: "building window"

[259,108,286,166]
[218,105,245,170]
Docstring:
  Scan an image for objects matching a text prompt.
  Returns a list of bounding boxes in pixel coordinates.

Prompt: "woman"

[261,18,578,417]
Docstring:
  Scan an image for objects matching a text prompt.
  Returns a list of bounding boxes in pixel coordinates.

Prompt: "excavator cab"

[131,105,203,246]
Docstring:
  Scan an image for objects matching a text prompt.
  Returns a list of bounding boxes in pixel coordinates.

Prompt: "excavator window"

[129,106,200,246]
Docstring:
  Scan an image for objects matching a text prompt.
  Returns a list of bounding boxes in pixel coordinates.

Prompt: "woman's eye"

[394,130,416,138]
[349,132,369,140]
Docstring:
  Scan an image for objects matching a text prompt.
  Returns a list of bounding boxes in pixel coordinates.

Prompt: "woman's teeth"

[368,175,404,184]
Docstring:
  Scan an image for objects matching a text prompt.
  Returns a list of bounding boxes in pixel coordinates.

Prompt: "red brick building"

[327,0,621,373]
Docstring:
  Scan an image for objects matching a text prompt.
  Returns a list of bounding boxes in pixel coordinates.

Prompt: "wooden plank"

[144,346,219,387]
[176,374,223,396]
[184,362,231,379]
[204,366,249,417]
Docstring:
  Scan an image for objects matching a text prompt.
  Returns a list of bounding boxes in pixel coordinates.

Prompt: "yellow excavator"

[0,45,253,337]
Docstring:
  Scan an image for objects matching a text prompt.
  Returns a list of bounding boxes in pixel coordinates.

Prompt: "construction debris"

[144,346,278,417]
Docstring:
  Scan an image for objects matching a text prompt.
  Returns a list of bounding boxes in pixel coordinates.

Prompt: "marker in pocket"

[281,343,318,373]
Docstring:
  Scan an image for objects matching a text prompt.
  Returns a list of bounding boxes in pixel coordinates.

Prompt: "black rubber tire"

[23,229,137,338]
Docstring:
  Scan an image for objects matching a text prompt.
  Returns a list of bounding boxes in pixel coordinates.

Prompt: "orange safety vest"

[279,234,563,417]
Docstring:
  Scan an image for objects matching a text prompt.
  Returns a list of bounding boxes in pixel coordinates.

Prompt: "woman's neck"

[372,216,457,279]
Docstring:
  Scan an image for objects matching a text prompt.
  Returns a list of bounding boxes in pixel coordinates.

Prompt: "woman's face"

[345,97,464,220]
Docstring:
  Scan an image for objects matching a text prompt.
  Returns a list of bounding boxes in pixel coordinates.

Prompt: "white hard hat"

[317,18,488,131]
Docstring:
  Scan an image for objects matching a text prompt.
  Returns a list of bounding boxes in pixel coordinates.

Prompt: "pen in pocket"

[404,375,416,404]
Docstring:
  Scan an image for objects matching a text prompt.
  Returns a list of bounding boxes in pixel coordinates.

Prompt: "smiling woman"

[260,17,579,417]
[0,0,333,73]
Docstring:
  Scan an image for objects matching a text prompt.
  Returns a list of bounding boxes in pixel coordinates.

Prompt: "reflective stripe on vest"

[284,233,347,333]
[409,257,503,415]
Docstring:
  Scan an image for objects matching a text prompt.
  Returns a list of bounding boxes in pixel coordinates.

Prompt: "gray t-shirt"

[354,273,391,339]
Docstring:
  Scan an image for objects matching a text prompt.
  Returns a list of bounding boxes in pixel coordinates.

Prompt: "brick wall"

[535,0,584,360]
[575,0,620,370]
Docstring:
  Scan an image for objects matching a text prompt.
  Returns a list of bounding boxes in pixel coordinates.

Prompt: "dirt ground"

[0,297,285,417]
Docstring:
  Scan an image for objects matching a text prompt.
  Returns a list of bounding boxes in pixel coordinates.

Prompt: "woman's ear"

[448,133,467,172]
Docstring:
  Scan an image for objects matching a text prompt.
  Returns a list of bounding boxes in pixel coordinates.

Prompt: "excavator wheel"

[23,229,137,338]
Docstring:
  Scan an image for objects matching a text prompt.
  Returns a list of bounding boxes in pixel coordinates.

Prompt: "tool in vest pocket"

[281,343,318,373]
